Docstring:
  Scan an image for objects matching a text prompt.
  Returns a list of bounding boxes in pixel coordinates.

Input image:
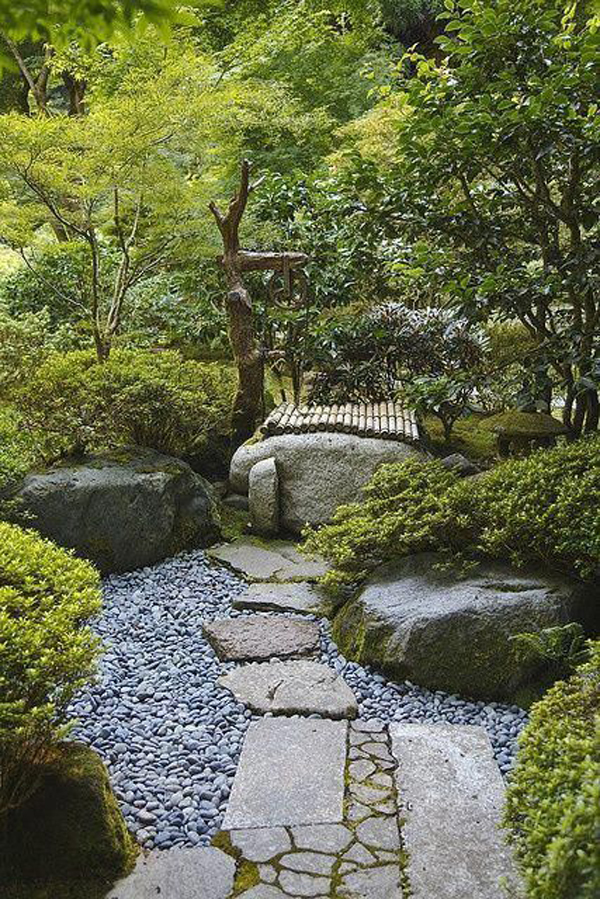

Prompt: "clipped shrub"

[0,406,38,496]
[504,641,600,899]
[0,522,101,815]
[304,457,458,592]
[305,437,600,590]
[17,348,237,464]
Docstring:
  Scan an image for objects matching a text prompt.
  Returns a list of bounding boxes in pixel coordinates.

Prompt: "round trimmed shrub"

[0,522,101,815]
[17,348,238,466]
[504,641,600,899]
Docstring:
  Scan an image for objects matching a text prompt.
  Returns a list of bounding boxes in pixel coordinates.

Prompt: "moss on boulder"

[486,411,567,437]
[1,743,136,889]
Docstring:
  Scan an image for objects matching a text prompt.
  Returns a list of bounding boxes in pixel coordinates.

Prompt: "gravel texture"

[70,549,528,852]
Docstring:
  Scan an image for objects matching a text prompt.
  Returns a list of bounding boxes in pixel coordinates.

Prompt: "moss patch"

[1,743,136,887]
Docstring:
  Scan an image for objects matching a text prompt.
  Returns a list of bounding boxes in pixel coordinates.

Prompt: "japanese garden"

[0,1,598,897]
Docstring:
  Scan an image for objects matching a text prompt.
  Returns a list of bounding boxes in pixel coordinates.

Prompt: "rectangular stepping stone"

[222,719,347,829]
[203,616,320,662]
[106,847,235,899]
[208,539,328,582]
[234,581,325,615]
[219,660,357,718]
[390,724,521,899]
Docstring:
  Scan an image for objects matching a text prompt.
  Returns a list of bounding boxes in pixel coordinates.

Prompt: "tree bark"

[209,160,266,446]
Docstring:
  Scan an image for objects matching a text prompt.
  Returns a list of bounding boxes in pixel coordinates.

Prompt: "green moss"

[232,860,261,894]
[423,413,498,461]
[1,743,136,887]
[219,504,251,541]
[485,411,567,437]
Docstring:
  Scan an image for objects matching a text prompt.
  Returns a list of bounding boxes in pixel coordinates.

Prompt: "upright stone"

[222,718,347,829]
[390,724,521,899]
[249,457,280,537]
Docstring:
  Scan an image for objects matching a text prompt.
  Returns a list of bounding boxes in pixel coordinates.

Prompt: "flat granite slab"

[208,538,328,582]
[222,718,347,829]
[106,847,235,899]
[233,581,325,615]
[219,659,358,718]
[390,723,521,899]
[204,616,320,662]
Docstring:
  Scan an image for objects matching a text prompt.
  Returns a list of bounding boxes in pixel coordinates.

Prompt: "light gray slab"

[223,718,347,829]
[219,659,357,719]
[208,539,328,582]
[106,847,235,899]
[390,724,521,899]
[234,581,325,614]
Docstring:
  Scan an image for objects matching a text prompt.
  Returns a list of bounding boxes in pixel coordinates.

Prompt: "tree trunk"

[225,281,264,443]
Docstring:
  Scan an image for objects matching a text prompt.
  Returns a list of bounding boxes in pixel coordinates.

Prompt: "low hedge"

[504,642,600,899]
[0,522,101,815]
[305,437,600,591]
[17,349,238,465]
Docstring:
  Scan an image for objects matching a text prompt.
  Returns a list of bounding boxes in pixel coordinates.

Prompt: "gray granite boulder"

[12,448,220,573]
[333,552,595,699]
[230,433,422,534]
[249,456,279,537]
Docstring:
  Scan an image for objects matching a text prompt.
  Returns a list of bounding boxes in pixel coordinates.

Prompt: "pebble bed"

[70,549,528,852]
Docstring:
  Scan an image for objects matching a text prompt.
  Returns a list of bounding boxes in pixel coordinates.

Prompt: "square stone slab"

[208,539,328,582]
[233,581,325,615]
[204,616,320,662]
[222,719,347,829]
[107,847,235,899]
[219,660,357,718]
[390,724,521,899]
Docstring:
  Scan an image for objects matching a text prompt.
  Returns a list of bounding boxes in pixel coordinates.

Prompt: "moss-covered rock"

[332,553,595,700]
[1,743,136,889]
[486,411,567,437]
[10,447,221,573]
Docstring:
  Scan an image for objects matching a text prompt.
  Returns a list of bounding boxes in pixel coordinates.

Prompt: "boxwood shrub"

[305,437,600,591]
[17,348,238,465]
[0,522,101,815]
[504,641,600,899]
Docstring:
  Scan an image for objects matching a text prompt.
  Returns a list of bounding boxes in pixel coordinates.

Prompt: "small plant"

[510,624,590,677]
[0,523,101,815]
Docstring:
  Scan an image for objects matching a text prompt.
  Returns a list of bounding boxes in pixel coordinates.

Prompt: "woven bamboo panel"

[261,402,420,443]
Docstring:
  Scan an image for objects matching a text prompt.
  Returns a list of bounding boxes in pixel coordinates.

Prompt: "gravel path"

[70,549,528,852]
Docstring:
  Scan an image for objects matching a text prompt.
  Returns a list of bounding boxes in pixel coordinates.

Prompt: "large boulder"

[13,448,220,573]
[333,553,596,700]
[230,433,422,534]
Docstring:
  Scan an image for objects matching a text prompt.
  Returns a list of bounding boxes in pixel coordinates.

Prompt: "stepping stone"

[338,863,402,898]
[229,827,291,862]
[390,724,521,898]
[106,847,235,899]
[208,538,328,582]
[219,660,358,719]
[234,581,325,615]
[203,616,320,662]
[291,823,353,853]
[222,718,347,829]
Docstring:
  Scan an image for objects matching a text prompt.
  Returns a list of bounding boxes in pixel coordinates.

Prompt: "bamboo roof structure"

[261,402,421,443]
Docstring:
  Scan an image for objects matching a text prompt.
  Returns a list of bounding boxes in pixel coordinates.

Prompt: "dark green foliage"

[307,302,484,403]
[0,522,101,814]
[1,742,135,888]
[504,642,600,899]
[510,623,590,680]
[17,349,237,464]
[306,437,600,590]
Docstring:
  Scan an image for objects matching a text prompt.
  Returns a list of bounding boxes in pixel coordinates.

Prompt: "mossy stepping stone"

[208,538,328,582]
